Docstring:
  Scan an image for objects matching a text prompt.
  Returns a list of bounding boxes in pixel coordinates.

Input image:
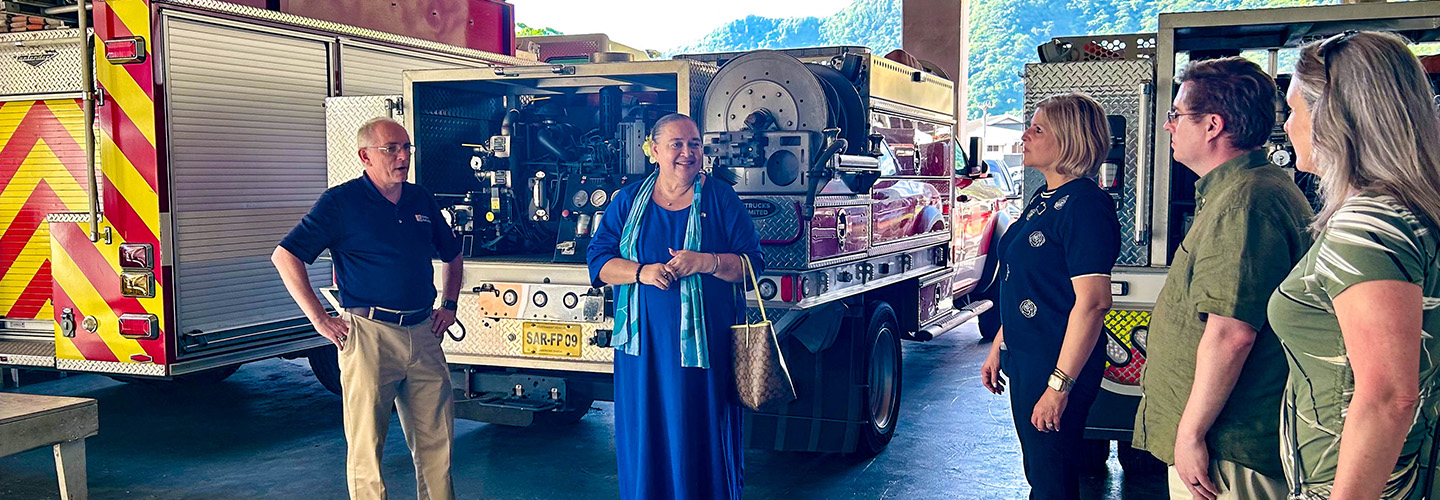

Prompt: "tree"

[517,23,561,37]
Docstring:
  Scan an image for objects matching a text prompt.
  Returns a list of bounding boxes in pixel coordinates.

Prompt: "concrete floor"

[0,321,1166,499]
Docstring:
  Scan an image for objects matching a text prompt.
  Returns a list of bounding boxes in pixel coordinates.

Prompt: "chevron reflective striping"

[52,220,160,363]
[0,101,91,319]
[50,239,122,363]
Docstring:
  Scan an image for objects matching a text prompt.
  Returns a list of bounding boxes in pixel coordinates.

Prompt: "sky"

[511,0,852,52]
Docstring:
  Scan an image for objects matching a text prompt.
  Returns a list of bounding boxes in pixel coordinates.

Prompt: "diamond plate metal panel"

[687,62,718,124]
[0,339,54,357]
[326,96,401,187]
[445,295,614,365]
[56,357,167,376]
[1023,60,1155,266]
[0,29,84,97]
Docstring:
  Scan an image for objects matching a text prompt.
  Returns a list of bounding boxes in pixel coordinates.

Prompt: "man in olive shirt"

[1132,57,1313,500]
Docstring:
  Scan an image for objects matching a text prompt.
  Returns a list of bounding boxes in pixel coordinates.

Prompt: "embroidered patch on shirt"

[1054,195,1070,210]
[415,214,431,223]
[1029,231,1046,247]
[1020,299,1038,318]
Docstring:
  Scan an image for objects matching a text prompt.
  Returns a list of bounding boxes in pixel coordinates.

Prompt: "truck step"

[453,394,561,427]
[907,299,993,342]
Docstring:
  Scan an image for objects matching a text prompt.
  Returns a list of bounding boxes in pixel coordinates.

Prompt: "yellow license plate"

[521,322,583,358]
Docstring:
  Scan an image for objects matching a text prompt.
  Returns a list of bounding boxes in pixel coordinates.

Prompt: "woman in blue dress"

[587,113,765,500]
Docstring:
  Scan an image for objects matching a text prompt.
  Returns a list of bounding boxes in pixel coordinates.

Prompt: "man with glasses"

[1132,57,1313,500]
[272,117,463,500]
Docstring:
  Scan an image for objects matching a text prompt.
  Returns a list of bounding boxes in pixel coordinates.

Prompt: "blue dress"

[587,176,765,500]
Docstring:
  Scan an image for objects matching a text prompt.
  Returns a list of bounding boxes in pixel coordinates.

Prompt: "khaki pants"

[340,313,454,500]
[1168,460,1288,500]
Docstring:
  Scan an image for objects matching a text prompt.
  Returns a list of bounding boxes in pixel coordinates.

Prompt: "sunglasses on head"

[1318,30,1359,83]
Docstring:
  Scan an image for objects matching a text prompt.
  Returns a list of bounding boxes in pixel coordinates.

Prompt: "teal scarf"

[612,173,710,368]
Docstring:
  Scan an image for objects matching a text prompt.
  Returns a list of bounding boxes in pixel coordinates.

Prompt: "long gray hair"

[1293,31,1440,231]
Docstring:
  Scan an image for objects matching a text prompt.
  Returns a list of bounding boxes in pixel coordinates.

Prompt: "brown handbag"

[732,254,797,412]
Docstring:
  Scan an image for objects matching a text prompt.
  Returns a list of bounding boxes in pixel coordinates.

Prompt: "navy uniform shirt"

[279,173,461,311]
[998,179,1120,366]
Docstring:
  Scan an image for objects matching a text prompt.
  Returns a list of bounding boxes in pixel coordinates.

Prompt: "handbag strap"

[740,255,767,323]
[740,254,768,324]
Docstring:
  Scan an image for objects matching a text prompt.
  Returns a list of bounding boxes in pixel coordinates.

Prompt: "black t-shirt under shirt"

[998,178,1120,369]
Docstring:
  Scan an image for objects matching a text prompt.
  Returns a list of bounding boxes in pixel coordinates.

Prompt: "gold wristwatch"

[1047,368,1075,393]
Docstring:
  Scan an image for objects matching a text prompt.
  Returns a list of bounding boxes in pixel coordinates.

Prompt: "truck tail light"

[118,313,159,339]
[104,37,146,64]
[780,275,797,302]
[119,272,155,298]
[119,243,153,269]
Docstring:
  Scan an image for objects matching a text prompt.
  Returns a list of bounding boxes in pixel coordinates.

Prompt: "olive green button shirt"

[1132,149,1315,480]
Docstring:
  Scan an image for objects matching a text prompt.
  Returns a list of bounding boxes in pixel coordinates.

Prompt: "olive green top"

[1133,150,1315,480]
[1268,193,1440,500]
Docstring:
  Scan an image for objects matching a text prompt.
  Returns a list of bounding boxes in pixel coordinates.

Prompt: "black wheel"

[1079,439,1111,478]
[1118,441,1167,475]
[308,346,342,396]
[109,364,240,387]
[859,301,902,456]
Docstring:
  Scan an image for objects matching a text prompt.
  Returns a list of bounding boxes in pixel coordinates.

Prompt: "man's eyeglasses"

[1319,30,1359,82]
[364,143,415,156]
[1166,109,1203,124]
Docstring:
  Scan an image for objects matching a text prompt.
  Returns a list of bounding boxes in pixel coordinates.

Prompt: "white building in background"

[963,114,1025,167]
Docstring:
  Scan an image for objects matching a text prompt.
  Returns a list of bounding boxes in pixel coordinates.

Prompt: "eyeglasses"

[364,143,415,156]
[1319,30,1359,83]
[1166,109,1203,124]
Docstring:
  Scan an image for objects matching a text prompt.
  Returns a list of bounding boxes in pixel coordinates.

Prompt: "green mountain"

[669,0,901,55]
[670,0,1336,119]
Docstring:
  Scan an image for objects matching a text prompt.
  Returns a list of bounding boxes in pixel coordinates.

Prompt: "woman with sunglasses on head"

[1270,31,1440,500]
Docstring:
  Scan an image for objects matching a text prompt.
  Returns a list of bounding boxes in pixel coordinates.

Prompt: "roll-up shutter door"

[340,45,473,96]
[165,17,331,336]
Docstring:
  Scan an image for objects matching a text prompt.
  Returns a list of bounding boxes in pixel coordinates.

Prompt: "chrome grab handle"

[1135,81,1154,246]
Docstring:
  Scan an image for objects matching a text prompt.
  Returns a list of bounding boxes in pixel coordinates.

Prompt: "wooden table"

[0,393,99,500]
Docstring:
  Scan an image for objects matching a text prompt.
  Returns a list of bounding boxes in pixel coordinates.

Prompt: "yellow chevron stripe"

[109,0,153,53]
[94,62,155,146]
[51,233,147,363]
[0,101,35,140]
[100,129,159,237]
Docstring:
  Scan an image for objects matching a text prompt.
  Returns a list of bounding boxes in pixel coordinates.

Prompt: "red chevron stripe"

[97,90,158,193]
[0,103,89,194]
[7,260,52,319]
[48,267,119,363]
[102,180,158,247]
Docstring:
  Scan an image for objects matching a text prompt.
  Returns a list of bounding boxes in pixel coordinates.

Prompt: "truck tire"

[859,301,902,456]
[308,346,343,396]
[108,364,240,387]
[1118,441,1167,475]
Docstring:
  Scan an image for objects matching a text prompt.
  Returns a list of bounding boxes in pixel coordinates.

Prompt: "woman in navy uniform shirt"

[979,93,1120,500]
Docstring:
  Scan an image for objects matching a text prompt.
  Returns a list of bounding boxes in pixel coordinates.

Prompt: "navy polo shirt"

[279,173,461,311]
[997,179,1119,364]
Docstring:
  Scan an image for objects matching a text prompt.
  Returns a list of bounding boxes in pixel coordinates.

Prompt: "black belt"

[347,306,431,327]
